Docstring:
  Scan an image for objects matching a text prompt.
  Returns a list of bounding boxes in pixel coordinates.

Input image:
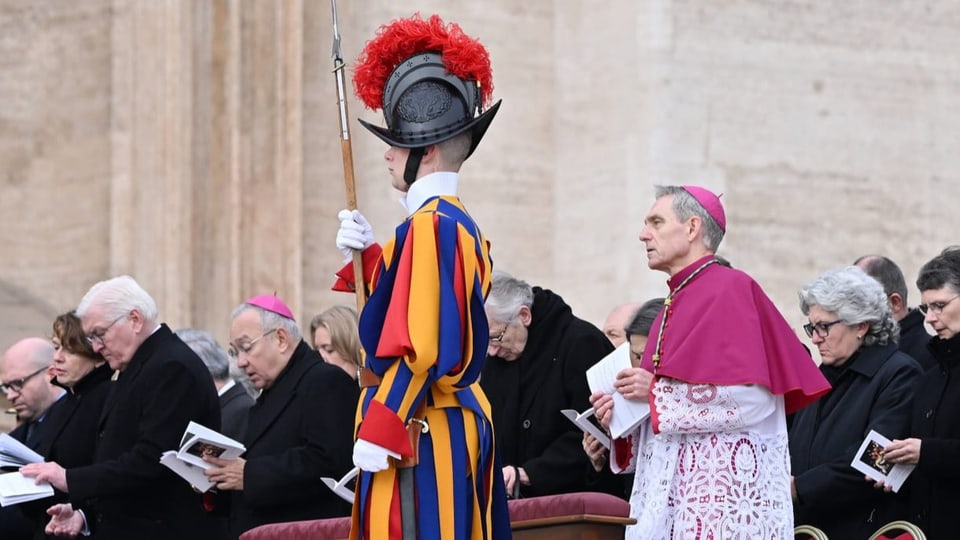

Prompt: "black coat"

[65,324,224,540]
[899,309,936,371]
[1,395,67,540]
[20,363,113,540]
[218,382,254,442]
[901,333,960,539]
[790,342,921,539]
[226,341,358,538]
[481,287,614,497]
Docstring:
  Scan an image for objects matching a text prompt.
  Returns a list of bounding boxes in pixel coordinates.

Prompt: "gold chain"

[651,258,718,372]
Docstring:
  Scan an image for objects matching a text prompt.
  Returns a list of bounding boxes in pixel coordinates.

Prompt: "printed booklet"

[0,434,52,506]
[585,343,651,439]
[160,421,245,493]
[851,429,914,493]
[560,408,610,450]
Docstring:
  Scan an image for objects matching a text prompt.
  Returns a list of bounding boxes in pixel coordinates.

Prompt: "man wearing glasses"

[589,185,831,539]
[21,275,224,540]
[1,337,62,447]
[0,338,62,540]
[200,295,357,538]
[481,270,615,498]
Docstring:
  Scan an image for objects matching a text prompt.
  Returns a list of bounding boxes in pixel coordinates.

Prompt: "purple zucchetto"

[682,185,726,233]
[245,294,295,321]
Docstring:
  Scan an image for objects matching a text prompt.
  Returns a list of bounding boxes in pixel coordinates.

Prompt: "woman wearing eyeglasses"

[876,247,960,539]
[19,311,113,539]
[789,266,921,539]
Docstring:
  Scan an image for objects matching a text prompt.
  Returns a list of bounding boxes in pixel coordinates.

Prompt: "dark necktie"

[24,420,41,450]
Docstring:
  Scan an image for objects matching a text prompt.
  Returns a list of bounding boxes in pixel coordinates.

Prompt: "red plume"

[353,13,494,111]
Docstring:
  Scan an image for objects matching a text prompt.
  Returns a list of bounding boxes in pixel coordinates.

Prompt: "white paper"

[585,343,651,439]
[321,466,358,503]
[0,433,45,468]
[850,430,915,493]
[160,451,216,493]
[160,422,246,492]
[176,421,246,469]
[0,471,54,507]
[560,408,610,450]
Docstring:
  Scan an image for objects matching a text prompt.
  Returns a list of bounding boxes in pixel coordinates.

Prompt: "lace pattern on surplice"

[624,379,793,540]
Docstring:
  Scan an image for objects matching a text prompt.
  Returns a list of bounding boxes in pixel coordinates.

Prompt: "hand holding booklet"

[0,471,54,507]
[0,433,54,507]
[160,421,246,492]
[560,408,610,450]
[585,343,651,439]
[851,429,914,493]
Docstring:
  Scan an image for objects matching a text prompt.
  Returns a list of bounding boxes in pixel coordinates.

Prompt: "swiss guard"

[331,12,511,540]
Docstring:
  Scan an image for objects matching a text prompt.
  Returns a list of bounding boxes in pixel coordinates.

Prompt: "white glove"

[352,439,400,472]
[336,209,375,262]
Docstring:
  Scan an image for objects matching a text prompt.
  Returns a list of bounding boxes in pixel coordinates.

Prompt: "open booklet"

[560,408,610,450]
[0,433,54,506]
[0,471,54,507]
[0,432,45,468]
[159,421,246,493]
[585,343,651,439]
[321,466,359,503]
[851,429,915,493]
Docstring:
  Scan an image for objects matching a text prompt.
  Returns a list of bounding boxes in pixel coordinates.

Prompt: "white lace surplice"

[610,379,792,540]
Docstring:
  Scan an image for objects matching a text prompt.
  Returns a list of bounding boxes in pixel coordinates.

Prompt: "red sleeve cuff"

[357,399,413,458]
[332,245,382,293]
[613,435,634,470]
[649,377,661,435]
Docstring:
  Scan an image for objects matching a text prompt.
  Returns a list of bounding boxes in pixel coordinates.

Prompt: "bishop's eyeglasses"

[228,328,278,358]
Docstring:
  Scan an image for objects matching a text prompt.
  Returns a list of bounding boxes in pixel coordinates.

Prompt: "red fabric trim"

[650,382,661,435]
[389,475,402,538]
[377,231,414,358]
[332,245,382,293]
[450,230,466,374]
[357,399,413,457]
[613,435,633,471]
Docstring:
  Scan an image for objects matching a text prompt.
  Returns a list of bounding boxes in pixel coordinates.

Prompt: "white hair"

[485,270,534,323]
[76,275,158,323]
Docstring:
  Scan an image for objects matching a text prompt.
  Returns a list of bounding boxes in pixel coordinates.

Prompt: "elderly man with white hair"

[22,275,224,540]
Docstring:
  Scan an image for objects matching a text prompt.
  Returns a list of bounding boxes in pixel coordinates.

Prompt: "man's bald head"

[602,303,641,347]
[2,338,55,371]
[1,337,60,422]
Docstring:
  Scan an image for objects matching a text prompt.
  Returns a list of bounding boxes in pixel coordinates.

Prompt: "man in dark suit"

[1,338,62,449]
[203,295,358,539]
[855,254,937,370]
[177,328,255,442]
[1,338,62,540]
[21,275,225,540]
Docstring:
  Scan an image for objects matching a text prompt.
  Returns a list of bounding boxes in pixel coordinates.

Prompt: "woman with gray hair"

[789,265,922,538]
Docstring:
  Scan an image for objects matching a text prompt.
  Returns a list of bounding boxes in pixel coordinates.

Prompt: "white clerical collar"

[400,172,459,214]
[217,378,236,397]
